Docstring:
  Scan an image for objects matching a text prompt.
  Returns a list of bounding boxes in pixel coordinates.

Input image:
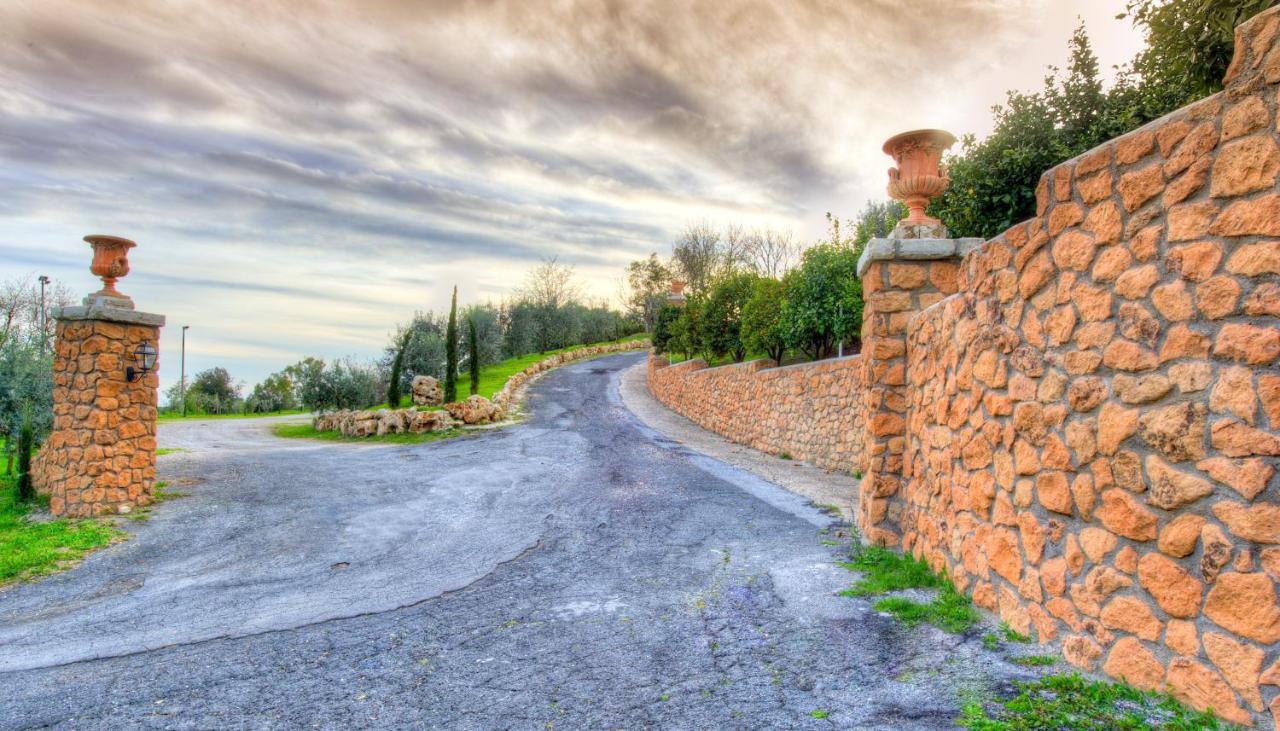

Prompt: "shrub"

[780,245,861,361]
[740,277,787,364]
[652,303,682,354]
[16,409,33,503]
[699,272,758,362]
[386,329,412,408]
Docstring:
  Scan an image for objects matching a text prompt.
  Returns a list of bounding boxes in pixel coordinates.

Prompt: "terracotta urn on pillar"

[84,234,136,304]
[667,279,688,307]
[883,129,957,227]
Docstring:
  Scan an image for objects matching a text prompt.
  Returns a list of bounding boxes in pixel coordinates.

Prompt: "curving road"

[0,353,1029,729]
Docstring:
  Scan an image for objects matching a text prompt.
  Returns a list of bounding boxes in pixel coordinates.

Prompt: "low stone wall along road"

[1,353,1030,729]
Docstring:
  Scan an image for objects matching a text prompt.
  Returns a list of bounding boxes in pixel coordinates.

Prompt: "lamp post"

[37,275,49,353]
[180,325,190,417]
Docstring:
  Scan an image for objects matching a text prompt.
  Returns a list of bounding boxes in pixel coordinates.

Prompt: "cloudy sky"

[0,0,1143,393]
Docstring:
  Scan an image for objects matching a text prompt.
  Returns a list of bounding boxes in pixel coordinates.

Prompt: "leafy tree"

[699,272,758,362]
[851,202,907,253]
[671,223,722,295]
[386,328,412,408]
[0,334,51,474]
[624,254,672,332]
[741,277,788,364]
[298,359,380,412]
[165,367,242,415]
[652,304,683,354]
[444,286,458,403]
[781,245,861,361]
[245,372,297,414]
[669,296,707,361]
[1125,0,1275,109]
[468,315,480,396]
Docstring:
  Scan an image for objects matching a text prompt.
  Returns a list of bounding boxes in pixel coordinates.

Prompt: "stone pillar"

[856,236,981,545]
[36,237,165,517]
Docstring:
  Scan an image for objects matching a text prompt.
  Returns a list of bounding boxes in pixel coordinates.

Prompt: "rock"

[1062,634,1103,670]
[1199,523,1234,584]
[1145,455,1214,510]
[1165,658,1252,726]
[1166,619,1200,656]
[1152,280,1194,321]
[1159,514,1207,558]
[1067,377,1107,412]
[1211,135,1280,198]
[1196,457,1274,501]
[1112,374,1171,404]
[1203,632,1265,711]
[411,375,443,406]
[1211,419,1280,457]
[1097,489,1158,541]
[1102,636,1164,691]
[1225,240,1280,276]
[1213,323,1280,365]
[1079,527,1117,563]
[1213,500,1280,543]
[1138,552,1203,618]
[1168,241,1223,282]
[444,395,503,425]
[1204,573,1280,644]
[1036,472,1073,515]
[1138,402,1206,462]
[1097,402,1138,455]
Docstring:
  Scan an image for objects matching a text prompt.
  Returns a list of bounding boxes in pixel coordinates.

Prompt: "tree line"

[168,258,642,415]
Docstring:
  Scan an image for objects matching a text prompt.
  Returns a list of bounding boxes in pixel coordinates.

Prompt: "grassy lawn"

[272,422,466,444]
[960,673,1234,730]
[159,408,309,422]
[0,472,124,587]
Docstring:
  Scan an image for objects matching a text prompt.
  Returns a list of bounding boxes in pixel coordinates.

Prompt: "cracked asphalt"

[0,352,1033,729]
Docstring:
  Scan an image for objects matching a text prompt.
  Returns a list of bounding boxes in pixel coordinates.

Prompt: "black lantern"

[127,342,158,382]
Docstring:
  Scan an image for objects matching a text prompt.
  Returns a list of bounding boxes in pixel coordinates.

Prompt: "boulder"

[411,375,443,406]
[445,395,504,425]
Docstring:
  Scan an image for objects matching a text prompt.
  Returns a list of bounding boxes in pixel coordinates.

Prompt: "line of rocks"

[310,339,649,438]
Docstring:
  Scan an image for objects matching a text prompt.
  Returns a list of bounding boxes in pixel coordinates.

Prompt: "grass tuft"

[837,546,942,596]
[1000,622,1032,643]
[959,673,1235,730]
[1011,655,1058,667]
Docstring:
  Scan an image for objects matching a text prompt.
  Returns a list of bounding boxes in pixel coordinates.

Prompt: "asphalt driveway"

[0,353,1028,729]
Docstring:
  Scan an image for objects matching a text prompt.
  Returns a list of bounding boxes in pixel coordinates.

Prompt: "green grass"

[837,545,979,633]
[470,333,647,405]
[810,709,830,719]
[874,584,980,634]
[959,673,1235,730]
[159,408,309,422]
[1000,622,1032,643]
[837,546,943,596]
[1011,655,1058,667]
[155,448,189,456]
[0,473,123,586]
[272,422,466,444]
[983,633,1000,651]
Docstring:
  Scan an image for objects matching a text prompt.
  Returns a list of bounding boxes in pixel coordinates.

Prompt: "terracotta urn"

[671,280,686,296]
[84,234,136,301]
[883,129,957,227]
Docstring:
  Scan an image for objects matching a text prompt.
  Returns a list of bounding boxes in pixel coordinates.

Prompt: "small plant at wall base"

[444,285,458,404]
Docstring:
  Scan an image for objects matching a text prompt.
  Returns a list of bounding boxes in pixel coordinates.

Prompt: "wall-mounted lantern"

[127,342,158,382]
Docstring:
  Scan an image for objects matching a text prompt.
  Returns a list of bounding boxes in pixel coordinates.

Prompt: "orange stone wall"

[36,318,161,517]
[876,9,1280,726]
[647,354,866,477]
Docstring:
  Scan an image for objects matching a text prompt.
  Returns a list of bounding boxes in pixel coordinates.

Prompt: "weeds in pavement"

[1011,655,1057,667]
[837,545,979,634]
[959,673,1235,730]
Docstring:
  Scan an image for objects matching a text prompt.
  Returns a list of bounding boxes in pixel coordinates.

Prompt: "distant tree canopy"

[934,0,1276,239]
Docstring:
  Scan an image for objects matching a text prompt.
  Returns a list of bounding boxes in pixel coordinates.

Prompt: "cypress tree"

[468,316,480,396]
[444,286,458,403]
[386,329,412,408]
[16,407,34,503]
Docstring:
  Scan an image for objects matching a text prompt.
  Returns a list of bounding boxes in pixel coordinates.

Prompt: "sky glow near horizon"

[0,0,1143,392]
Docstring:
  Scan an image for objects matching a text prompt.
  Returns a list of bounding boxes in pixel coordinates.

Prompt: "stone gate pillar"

[856,129,979,545]
[36,235,165,517]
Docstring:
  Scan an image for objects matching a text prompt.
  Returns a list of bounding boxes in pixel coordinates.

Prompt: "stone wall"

[35,312,163,517]
[876,9,1280,726]
[647,354,866,478]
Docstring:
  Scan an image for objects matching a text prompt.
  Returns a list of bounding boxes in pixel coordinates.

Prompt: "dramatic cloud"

[0,0,1141,389]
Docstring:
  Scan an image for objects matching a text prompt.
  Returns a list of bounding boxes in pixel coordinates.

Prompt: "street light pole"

[37,275,49,354]
[180,326,190,417]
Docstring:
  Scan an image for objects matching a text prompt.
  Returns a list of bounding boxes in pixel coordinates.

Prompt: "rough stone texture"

[32,310,163,517]
[644,13,1280,726]
[879,12,1280,727]
[411,375,442,406]
[648,354,866,477]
